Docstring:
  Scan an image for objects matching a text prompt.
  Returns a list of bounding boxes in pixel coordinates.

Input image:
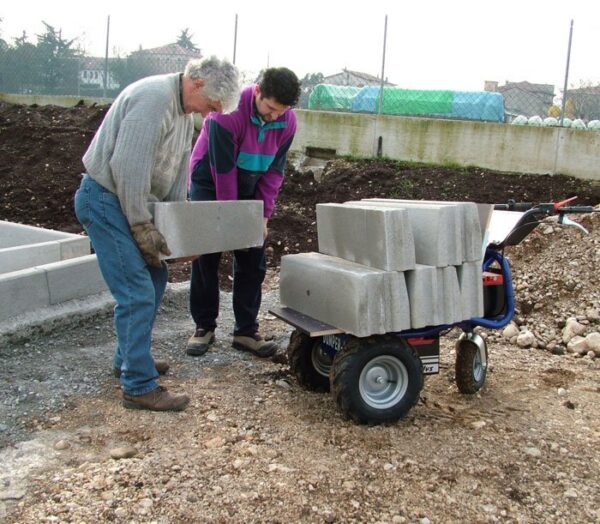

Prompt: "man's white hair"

[185,56,240,112]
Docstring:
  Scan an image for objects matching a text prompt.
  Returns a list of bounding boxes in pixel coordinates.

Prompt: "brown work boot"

[186,328,215,356]
[122,386,190,412]
[113,360,170,378]
[232,333,278,358]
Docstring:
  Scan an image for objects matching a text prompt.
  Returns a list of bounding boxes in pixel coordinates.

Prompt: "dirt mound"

[0,102,107,233]
[1,101,599,287]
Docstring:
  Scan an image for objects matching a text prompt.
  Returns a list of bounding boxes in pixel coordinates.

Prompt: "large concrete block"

[345,200,462,267]
[437,266,463,324]
[405,264,472,328]
[365,199,483,262]
[383,271,411,332]
[58,236,91,260]
[456,261,484,319]
[405,265,439,328]
[0,241,61,274]
[316,203,415,271]
[0,267,51,322]
[0,221,91,274]
[280,252,410,337]
[44,255,108,304]
[151,201,264,258]
[0,220,74,248]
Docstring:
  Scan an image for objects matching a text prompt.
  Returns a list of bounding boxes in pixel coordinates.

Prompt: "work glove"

[131,222,171,268]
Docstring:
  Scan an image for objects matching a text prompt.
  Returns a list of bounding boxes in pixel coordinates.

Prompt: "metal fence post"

[374,14,388,157]
[233,14,238,65]
[553,19,574,175]
[103,15,110,98]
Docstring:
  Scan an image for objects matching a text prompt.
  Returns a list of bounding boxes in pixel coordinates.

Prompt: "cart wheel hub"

[365,367,387,387]
[359,356,409,409]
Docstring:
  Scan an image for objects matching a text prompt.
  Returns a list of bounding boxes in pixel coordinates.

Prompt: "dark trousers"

[189,182,266,336]
[190,246,266,336]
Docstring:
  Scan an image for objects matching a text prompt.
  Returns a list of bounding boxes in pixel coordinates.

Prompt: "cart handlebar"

[489,197,596,250]
[493,199,595,214]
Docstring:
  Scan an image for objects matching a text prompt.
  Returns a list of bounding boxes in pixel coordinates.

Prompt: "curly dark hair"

[259,67,301,107]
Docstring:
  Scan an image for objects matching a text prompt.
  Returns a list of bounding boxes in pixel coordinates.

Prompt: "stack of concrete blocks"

[279,199,484,337]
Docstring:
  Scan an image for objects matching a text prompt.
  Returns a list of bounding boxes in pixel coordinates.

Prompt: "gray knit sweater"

[83,73,193,225]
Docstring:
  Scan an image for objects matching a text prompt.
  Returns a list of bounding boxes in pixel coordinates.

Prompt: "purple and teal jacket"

[189,85,297,217]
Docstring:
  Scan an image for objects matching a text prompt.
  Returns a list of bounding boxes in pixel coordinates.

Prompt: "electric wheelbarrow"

[270,198,595,425]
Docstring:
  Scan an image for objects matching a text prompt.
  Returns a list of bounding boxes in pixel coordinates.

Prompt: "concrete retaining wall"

[294,110,600,181]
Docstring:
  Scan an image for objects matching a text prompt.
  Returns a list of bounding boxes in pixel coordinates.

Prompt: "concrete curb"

[0,282,190,345]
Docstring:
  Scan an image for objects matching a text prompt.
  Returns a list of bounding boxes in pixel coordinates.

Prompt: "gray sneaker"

[232,333,278,358]
[186,328,215,356]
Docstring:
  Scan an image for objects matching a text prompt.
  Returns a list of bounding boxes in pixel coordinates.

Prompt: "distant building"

[129,43,202,75]
[565,85,600,121]
[323,68,395,88]
[79,57,120,90]
[486,80,555,118]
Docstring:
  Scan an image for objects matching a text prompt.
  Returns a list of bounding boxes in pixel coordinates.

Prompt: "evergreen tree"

[176,28,198,50]
[35,21,81,93]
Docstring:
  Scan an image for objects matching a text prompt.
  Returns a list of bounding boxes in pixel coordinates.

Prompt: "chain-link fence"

[1,19,599,129]
[305,75,600,129]
[0,39,202,99]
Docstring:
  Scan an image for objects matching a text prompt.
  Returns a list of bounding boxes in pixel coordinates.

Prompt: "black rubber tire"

[455,338,488,394]
[287,329,331,392]
[330,335,423,425]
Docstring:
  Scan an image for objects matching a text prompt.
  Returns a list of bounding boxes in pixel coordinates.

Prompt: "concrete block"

[58,236,91,260]
[0,221,91,274]
[0,220,73,248]
[405,265,439,328]
[457,261,484,319]
[383,271,411,332]
[0,241,61,274]
[346,200,462,266]
[366,199,483,262]
[280,252,411,337]
[405,265,472,328]
[437,266,463,324]
[0,267,51,322]
[44,255,108,304]
[151,201,264,258]
[316,203,415,271]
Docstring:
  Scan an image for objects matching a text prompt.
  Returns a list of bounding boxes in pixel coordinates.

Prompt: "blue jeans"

[74,175,166,396]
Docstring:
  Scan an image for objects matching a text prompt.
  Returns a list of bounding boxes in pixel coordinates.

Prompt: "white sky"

[1,0,599,91]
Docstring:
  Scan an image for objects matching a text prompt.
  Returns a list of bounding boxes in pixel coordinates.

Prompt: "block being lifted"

[151,201,264,258]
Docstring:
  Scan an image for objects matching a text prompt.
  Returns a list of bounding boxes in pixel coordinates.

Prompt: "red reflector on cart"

[482,271,504,286]
[407,337,436,345]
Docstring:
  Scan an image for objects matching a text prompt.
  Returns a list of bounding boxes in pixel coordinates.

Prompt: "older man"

[75,56,239,411]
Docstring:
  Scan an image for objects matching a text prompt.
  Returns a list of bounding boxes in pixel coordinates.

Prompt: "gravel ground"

[1,243,600,523]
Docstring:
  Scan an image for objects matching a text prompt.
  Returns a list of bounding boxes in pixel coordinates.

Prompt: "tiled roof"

[133,43,202,58]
